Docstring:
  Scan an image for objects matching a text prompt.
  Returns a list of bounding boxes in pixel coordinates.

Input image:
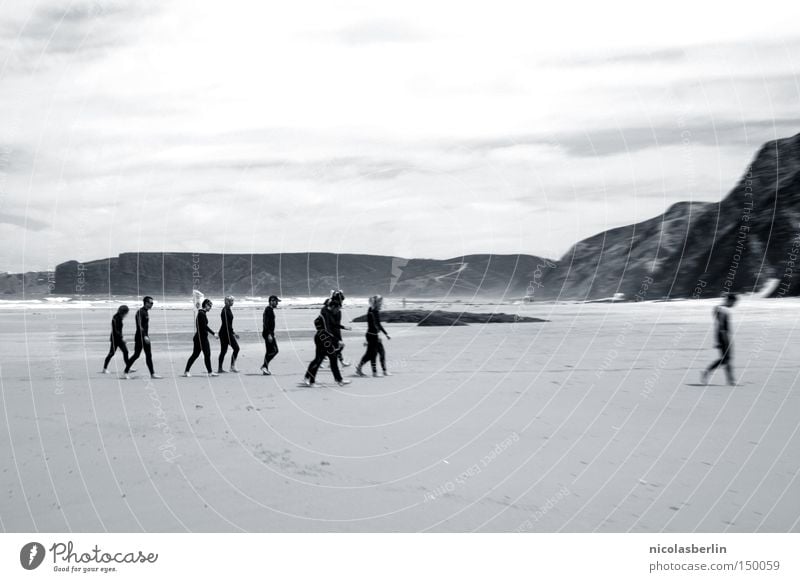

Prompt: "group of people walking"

[101,291,392,385]
[102,295,162,380]
[102,290,740,386]
[181,294,275,377]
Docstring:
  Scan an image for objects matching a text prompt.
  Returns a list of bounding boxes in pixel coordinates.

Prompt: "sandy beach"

[1,298,798,532]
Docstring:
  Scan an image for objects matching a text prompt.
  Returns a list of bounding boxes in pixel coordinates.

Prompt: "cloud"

[193,156,424,182]
[0,143,33,175]
[0,1,158,73]
[0,212,49,231]
[556,48,688,67]
[465,118,800,158]
[334,18,428,46]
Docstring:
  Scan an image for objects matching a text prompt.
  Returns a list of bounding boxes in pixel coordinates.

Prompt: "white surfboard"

[192,290,205,320]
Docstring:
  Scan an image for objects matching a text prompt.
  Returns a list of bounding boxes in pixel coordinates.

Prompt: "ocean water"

[0,295,532,311]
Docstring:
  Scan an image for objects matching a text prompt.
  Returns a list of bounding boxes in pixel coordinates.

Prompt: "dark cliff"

[53,252,554,298]
[541,133,800,300]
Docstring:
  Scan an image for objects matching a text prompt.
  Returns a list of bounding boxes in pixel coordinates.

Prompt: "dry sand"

[1,298,798,532]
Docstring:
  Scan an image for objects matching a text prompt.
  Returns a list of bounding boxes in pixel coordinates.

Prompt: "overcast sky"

[2,0,800,271]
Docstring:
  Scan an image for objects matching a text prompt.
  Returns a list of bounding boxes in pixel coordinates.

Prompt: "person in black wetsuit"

[320,290,351,369]
[217,295,240,373]
[332,290,351,366]
[356,295,392,378]
[303,298,351,387]
[124,296,162,379]
[184,298,218,377]
[102,305,130,373]
[356,295,391,377]
[260,295,281,375]
[701,293,738,386]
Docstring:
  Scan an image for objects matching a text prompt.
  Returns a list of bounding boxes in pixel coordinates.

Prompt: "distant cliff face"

[52,252,554,298]
[540,133,800,300]
[0,272,53,296]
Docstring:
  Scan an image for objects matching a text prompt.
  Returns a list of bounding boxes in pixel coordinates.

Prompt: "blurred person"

[701,293,738,386]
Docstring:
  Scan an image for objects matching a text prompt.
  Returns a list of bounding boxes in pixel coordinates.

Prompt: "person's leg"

[358,335,377,373]
[377,340,387,373]
[724,363,735,385]
[119,342,130,368]
[125,340,142,373]
[706,357,723,372]
[265,338,278,367]
[103,341,117,370]
[722,345,735,385]
[143,341,155,375]
[305,336,325,383]
[261,338,272,369]
[202,338,213,373]
[185,336,202,372]
[218,336,229,371]
[702,344,725,384]
[327,350,342,383]
[369,336,379,375]
[230,335,240,370]
[318,332,332,370]
[356,334,375,375]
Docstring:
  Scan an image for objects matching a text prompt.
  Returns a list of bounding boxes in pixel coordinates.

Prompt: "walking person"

[102,305,130,373]
[260,295,280,375]
[322,290,351,368]
[356,295,391,377]
[217,295,240,373]
[303,298,351,387]
[124,296,162,379]
[701,293,738,386]
[184,298,218,377]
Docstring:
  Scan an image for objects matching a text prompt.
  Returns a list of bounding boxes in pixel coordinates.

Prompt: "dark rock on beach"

[352,310,547,326]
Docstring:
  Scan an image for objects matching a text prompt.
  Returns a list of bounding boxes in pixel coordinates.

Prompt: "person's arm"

[375,310,390,339]
[320,311,337,344]
[138,310,150,343]
[338,312,350,331]
[268,310,275,339]
[225,308,236,337]
[206,312,217,338]
[230,308,239,338]
[720,310,730,335]
[714,308,730,345]
[112,316,123,340]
